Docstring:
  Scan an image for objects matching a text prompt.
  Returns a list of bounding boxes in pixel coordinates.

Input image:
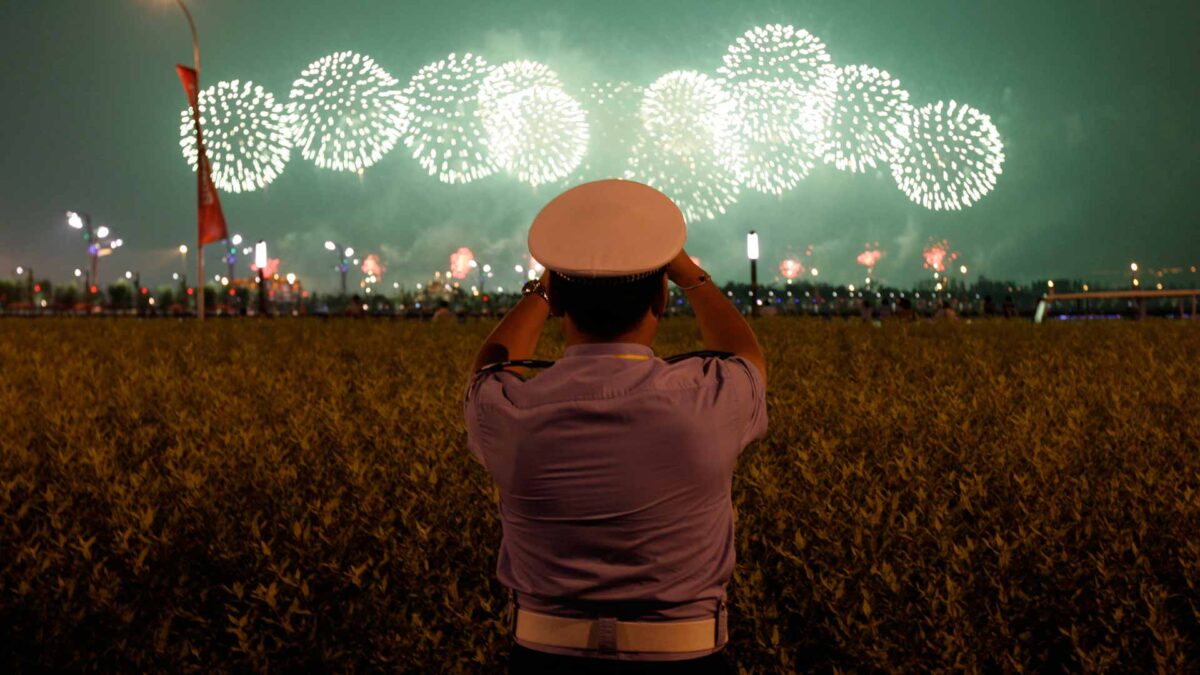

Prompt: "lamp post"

[255,240,268,316]
[254,241,268,314]
[747,230,760,317]
[325,241,353,296]
[67,211,101,301]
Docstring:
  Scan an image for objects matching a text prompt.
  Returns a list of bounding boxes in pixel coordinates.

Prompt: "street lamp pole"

[174,0,208,320]
[255,240,269,316]
[747,230,760,317]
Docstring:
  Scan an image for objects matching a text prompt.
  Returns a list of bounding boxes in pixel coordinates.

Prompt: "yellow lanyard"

[609,354,651,361]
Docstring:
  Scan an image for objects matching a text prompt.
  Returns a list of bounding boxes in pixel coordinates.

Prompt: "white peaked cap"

[528,179,686,280]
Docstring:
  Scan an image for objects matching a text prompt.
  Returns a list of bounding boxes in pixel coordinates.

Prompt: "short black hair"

[550,269,665,339]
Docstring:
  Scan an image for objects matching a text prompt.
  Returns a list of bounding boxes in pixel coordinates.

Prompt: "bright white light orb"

[822,65,913,173]
[403,52,497,184]
[891,100,1005,210]
[286,52,410,173]
[180,79,292,193]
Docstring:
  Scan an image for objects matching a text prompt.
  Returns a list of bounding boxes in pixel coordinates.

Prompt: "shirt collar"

[562,342,655,359]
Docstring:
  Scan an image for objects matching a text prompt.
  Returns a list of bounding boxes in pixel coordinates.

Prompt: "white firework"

[483,86,588,188]
[891,100,1005,210]
[640,70,742,163]
[822,65,914,173]
[403,52,497,184]
[179,79,292,194]
[626,138,741,224]
[625,71,743,223]
[286,51,410,173]
[718,25,839,194]
[726,80,818,194]
[477,60,561,114]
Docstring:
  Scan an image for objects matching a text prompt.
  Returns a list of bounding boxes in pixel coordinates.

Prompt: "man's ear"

[652,272,668,317]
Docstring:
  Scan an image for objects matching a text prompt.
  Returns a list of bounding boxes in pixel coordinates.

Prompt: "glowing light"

[361,254,385,278]
[856,244,884,271]
[822,65,913,173]
[746,231,759,260]
[1130,262,1139,272]
[231,234,243,246]
[286,273,297,285]
[922,239,959,273]
[892,100,1005,210]
[179,244,189,255]
[67,212,83,229]
[449,247,475,279]
[482,86,588,187]
[324,240,336,251]
[960,265,968,275]
[344,247,354,258]
[514,264,524,274]
[74,268,82,277]
[403,52,496,184]
[779,258,804,280]
[181,79,292,192]
[96,226,111,239]
[254,240,268,270]
[286,51,409,173]
[529,256,545,274]
[811,268,820,277]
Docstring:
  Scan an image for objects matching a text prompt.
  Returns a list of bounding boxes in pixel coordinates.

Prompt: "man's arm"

[467,273,551,379]
[667,250,767,383]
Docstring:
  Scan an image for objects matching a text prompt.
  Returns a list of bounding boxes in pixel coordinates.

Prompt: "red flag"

[176,65,228,246]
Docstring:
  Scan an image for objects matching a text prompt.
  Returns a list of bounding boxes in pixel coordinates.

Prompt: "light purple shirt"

[464,342,767,624]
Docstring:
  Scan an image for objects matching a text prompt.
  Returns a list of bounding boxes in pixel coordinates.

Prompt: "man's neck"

[563,316,657,348]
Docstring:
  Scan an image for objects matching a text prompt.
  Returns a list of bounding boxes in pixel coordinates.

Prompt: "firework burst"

[822,65,913,173]
[285,51,410,173]
[449,247,475,280]
[779,258,805,280]
[856,243,885,271]
[892,100,1005,210]
[180,79,292,194]
[625,71,743,223]
[718,25,839,194]
[922,239,959,273]
[477,60,562,114]
[482,86,588,188]
[403,53,496,184]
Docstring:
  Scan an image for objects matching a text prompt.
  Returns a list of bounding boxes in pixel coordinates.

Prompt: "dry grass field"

[1,318,1197,672]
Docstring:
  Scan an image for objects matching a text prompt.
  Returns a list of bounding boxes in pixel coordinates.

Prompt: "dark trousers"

[508,645,734,674]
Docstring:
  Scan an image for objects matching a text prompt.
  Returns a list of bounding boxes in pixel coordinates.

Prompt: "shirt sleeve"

[720,356,769,450]
[463,369,520,465]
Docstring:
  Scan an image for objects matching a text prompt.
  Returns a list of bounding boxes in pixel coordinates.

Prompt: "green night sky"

[0,0,1196,291]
